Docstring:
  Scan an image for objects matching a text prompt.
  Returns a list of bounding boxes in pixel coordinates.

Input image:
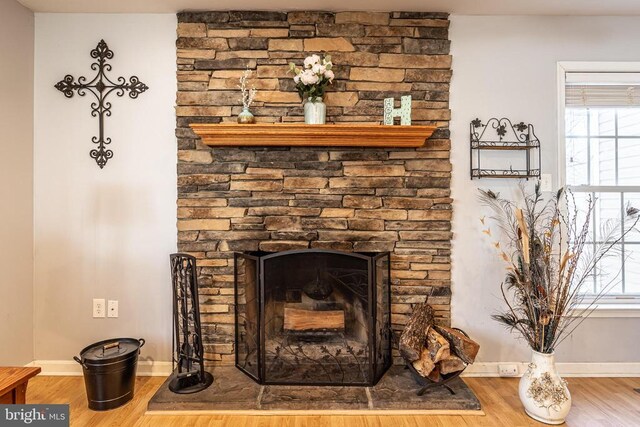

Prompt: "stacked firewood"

[399,299,480,381]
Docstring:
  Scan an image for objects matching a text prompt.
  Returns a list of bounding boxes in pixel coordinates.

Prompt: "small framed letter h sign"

[383,95,412,125]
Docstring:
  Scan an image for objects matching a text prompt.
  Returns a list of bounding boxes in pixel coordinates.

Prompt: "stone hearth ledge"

[146,366,483,415]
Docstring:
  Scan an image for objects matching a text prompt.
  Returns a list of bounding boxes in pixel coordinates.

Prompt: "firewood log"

[427,328,450,363]
[427,364,442,382]
[283,307,345,332]
[412,347,436,377]
[434,325,480,364]
[399,300,434,363]
[439,355,467,374]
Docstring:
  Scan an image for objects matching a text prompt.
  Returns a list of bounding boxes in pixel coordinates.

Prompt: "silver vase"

[304,97,326,124]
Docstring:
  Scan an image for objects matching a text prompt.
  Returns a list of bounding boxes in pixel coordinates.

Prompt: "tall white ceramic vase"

[304,97,326,124]
[519,350,571,424]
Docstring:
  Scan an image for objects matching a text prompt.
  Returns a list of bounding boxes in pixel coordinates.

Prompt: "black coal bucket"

[74,337,145,411]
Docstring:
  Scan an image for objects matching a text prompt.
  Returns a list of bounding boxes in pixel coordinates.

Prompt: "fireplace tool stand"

[169,253,214,394]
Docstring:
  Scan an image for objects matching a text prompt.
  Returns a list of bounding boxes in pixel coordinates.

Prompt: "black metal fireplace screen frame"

[233,249,392,387]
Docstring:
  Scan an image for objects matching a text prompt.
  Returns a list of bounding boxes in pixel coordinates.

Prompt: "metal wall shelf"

[472,168,541,179]
[470,118,541,179]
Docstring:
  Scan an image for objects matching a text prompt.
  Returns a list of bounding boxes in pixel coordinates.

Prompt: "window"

[561,68,640,303]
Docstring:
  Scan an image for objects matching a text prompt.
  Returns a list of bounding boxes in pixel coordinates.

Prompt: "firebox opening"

[234,249,391,386]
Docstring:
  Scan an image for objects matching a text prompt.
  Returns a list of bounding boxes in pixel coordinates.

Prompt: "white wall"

[0,0,34,366]
[28,13,640,370]
[34,14,177,363]
[450,16,640,364]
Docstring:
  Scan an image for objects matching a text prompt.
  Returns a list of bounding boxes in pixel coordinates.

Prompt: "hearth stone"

[260,385,370,411]
[147,366,482,413]
[148,365,260,411]
[371,366,479,410]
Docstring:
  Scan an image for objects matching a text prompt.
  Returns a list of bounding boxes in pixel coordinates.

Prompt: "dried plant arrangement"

[479,183,639,354]
[238,68,257,109]
[236,68,257,124]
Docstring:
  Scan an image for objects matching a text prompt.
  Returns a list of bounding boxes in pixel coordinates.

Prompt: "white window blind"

[566,73,640,107]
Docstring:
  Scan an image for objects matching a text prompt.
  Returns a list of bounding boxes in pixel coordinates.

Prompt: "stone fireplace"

[234,249,391,385]
[175,10,453,365]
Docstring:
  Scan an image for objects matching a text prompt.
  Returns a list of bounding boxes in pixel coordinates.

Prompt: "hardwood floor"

[26,375,640,426]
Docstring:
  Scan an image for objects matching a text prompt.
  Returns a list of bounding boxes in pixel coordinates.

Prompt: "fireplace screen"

[234,249,391,386]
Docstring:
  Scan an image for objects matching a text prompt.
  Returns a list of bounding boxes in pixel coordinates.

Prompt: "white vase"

[304,97,326,124]
[519,350,571,425]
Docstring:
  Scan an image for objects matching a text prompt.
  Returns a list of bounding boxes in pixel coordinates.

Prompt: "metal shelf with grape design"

[470,118,541,179]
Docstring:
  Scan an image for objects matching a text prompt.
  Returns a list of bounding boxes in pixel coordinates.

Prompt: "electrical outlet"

[499,364,519,377]
[540,174,552,192]
[93,298,106,318]
[107,300,119,318]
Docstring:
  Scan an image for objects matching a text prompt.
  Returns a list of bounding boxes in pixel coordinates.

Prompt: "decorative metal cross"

[54,40,148,168]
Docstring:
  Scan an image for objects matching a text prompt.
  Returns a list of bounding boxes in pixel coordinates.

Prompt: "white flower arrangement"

[238,68,257,109]
[289,54,334,102]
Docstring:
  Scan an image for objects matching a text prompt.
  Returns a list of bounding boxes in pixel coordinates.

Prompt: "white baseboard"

[26,360,173,376]
[26,360,640,378]
[463,362,640,377]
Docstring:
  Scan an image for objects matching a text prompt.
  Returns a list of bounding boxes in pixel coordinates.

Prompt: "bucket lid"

[78,338,145,364]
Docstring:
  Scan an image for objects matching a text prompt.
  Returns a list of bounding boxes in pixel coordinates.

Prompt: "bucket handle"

[102,341,120,355]
[138,338,145,348]
[73,356,87,369]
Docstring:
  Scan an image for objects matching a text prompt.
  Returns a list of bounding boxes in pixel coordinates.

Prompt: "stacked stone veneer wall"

[175,11,452,364]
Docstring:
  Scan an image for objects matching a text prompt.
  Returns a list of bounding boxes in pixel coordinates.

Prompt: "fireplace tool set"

[169,253,214,393]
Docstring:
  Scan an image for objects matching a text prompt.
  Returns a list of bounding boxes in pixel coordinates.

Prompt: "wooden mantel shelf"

[190,123,437,148]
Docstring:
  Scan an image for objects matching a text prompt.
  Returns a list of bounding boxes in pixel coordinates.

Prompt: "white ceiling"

[16,0,640,15]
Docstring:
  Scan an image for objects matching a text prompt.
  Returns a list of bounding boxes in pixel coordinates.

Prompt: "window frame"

[558,62,640,315]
